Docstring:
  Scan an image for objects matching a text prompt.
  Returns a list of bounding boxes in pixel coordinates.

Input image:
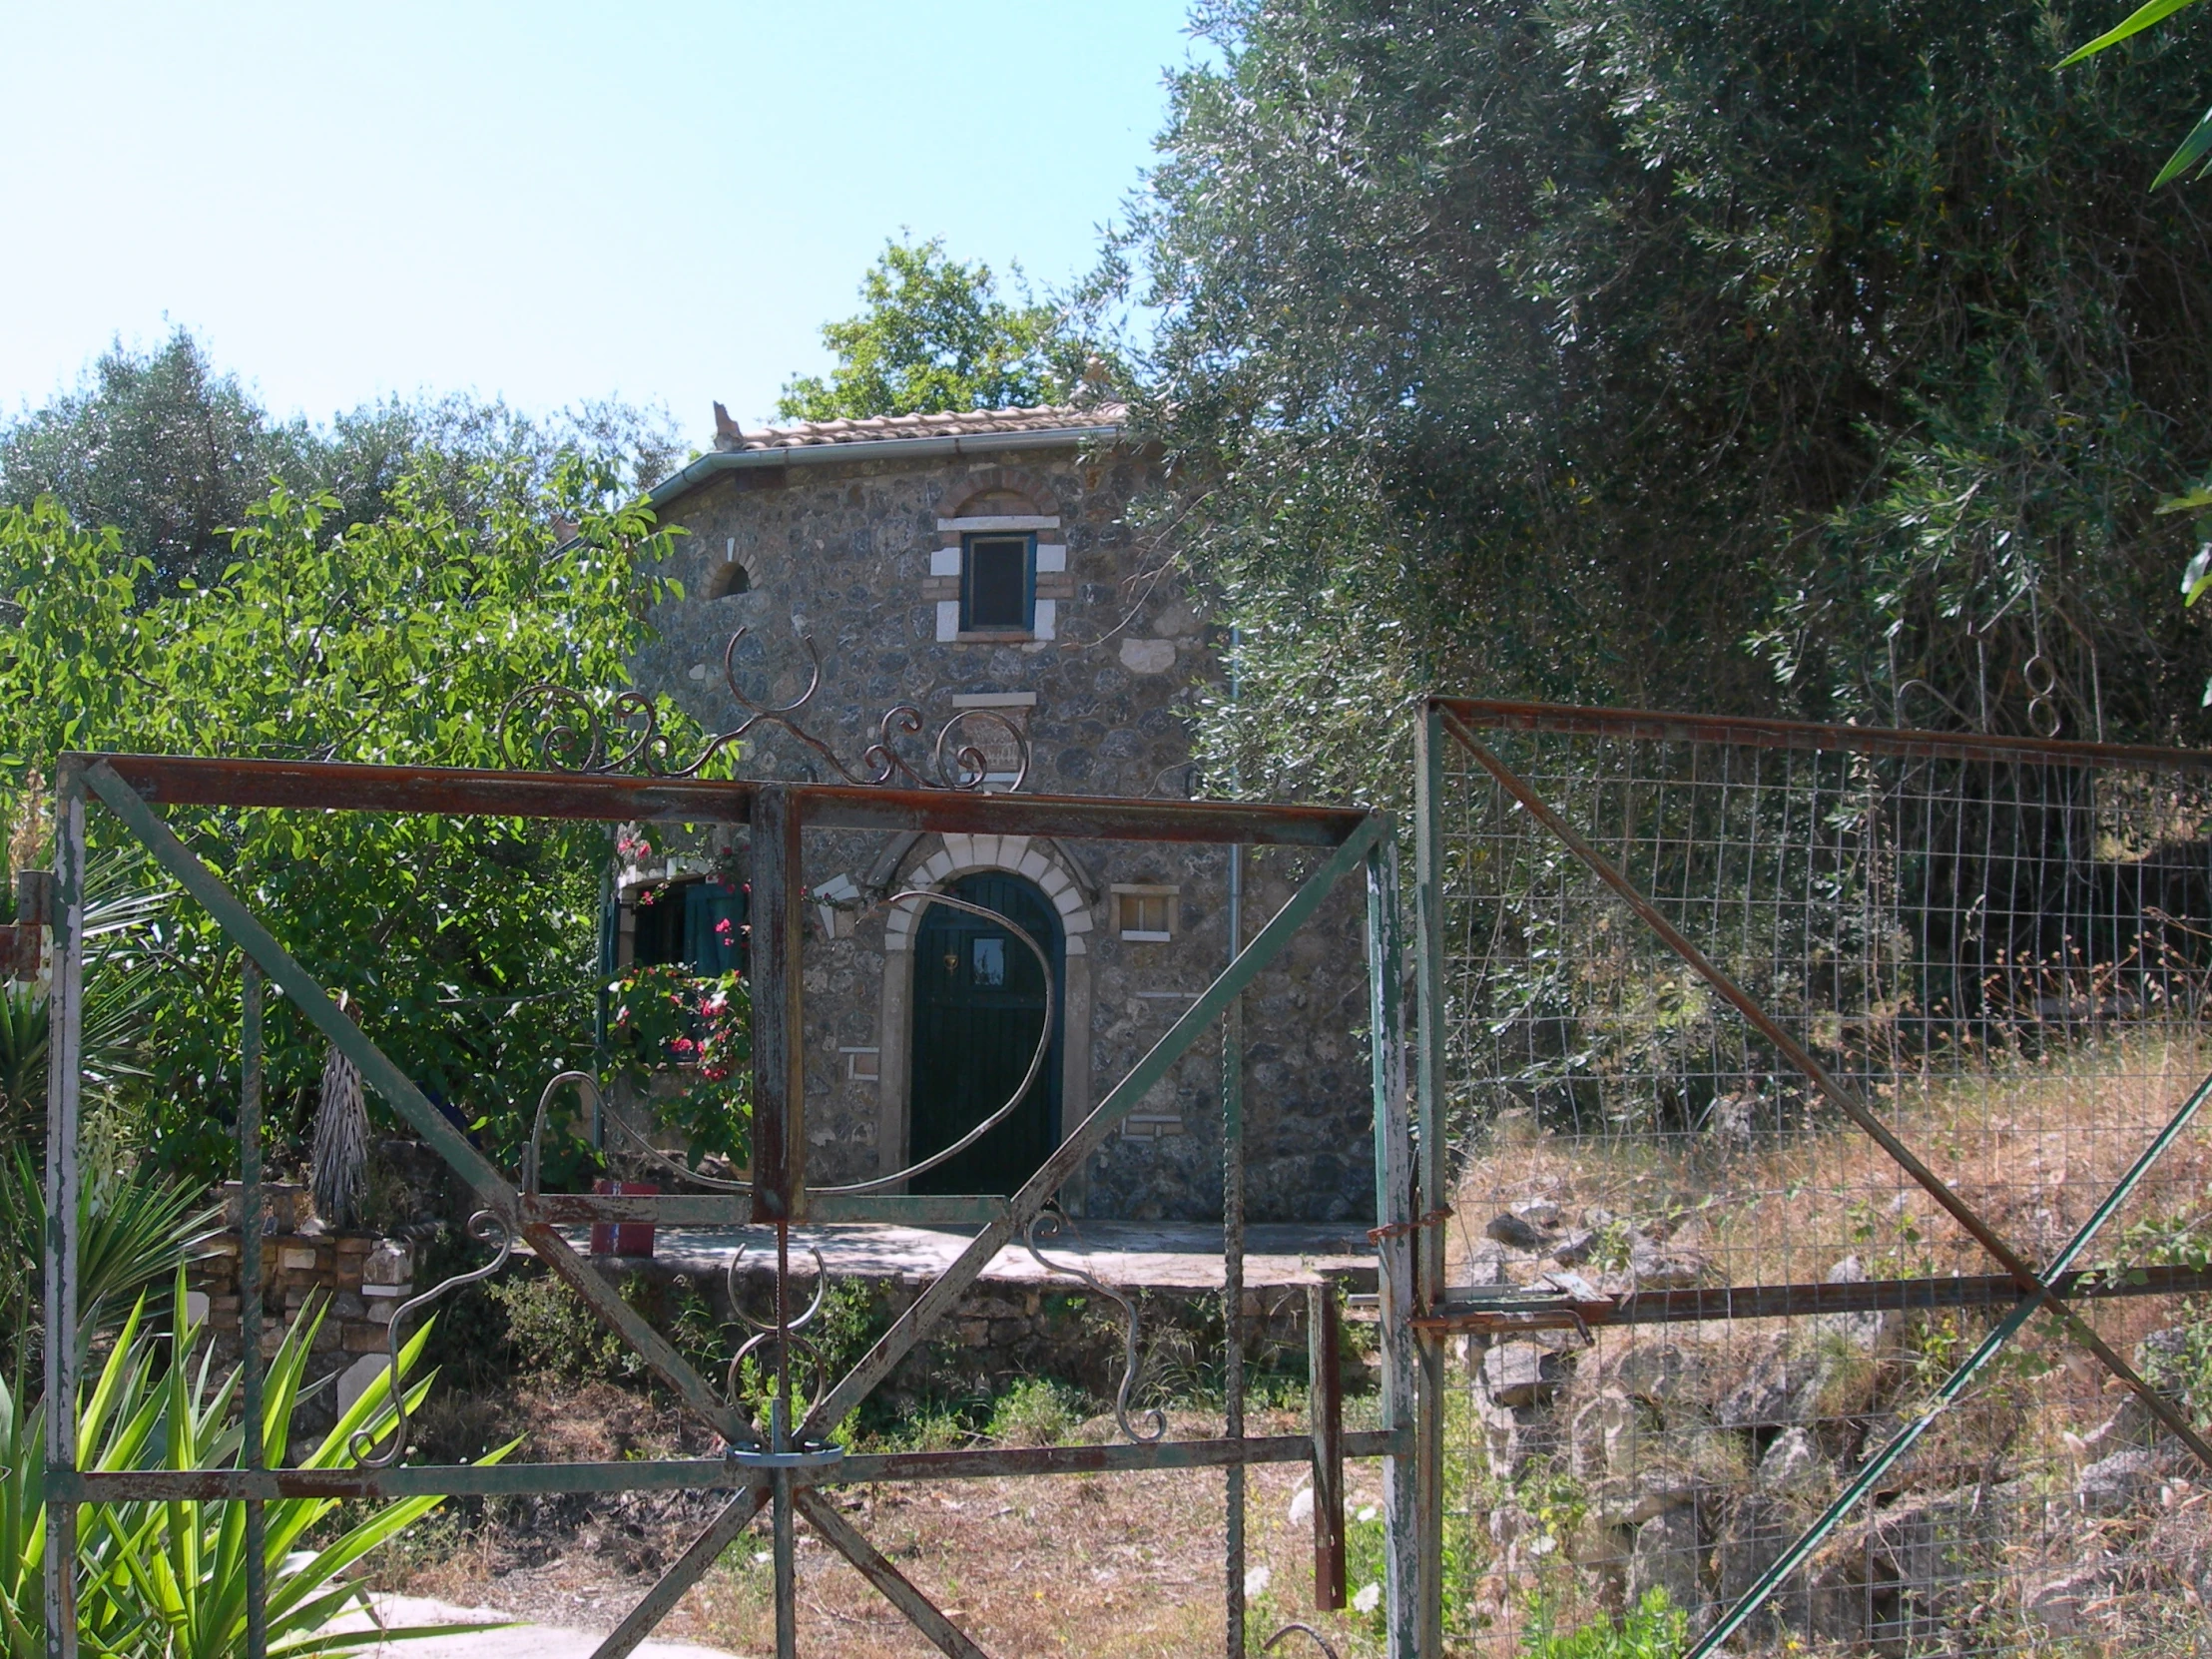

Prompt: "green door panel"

[908,871,1064,1196]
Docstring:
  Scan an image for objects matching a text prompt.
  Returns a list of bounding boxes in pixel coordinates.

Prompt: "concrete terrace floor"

[556,1220,1379,1291]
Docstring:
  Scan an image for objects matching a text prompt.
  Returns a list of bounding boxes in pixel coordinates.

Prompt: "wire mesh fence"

[1423,702,2212,1656]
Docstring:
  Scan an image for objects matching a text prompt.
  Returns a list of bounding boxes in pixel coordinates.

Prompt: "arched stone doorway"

[906,871,1064,1195]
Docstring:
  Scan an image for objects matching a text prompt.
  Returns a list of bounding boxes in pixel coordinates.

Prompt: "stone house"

[616,402,1374,1223]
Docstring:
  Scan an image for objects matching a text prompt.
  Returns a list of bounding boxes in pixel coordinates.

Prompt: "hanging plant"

[604,963,752,1171]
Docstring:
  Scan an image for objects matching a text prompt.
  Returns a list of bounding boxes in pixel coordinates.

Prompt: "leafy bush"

[984,1378,1085,1446]
[604,964,752,1171]
[485,1269,628,1382]
[1522,1590,1687,1659]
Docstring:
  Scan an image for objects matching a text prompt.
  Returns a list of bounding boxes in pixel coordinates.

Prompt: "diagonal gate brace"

[1687,1065,2212,1655]
[82,759,758,1447]
[592,813,1387,1659]
[1436,711,2212,1472]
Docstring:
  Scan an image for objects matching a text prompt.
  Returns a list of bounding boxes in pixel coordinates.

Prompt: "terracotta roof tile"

[709,401,1126,453]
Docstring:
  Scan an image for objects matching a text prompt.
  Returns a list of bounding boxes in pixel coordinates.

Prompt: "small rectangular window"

[962,534,1033,632]
[1114,887,1177,941]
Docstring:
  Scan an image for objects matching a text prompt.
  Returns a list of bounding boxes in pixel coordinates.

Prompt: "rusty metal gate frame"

[1415,695,2212,1652]
[39,743,1437,1659]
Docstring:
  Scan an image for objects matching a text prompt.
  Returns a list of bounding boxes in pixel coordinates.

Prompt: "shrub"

[984,1378,1085,1447]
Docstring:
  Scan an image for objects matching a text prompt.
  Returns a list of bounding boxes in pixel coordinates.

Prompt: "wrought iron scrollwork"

[1023,1208,1166,1444]
[1262,1624,1345,1659]
[348,1210,513,1468]
[723,1242,833,1422]
[503,625,1029,791]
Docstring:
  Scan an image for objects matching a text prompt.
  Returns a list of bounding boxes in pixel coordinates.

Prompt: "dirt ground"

[378,1386,1388,1659]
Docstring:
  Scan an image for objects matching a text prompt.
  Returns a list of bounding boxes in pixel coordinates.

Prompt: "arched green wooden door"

[908,871,1063,1196]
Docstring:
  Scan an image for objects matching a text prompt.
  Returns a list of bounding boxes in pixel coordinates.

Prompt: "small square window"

[1114,887,1177,941]
[971,936,1007,985]
[962,534,1033,632]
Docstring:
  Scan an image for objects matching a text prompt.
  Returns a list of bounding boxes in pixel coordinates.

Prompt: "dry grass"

[376,1392,1393,1658]
[1447,1032,2212,1294]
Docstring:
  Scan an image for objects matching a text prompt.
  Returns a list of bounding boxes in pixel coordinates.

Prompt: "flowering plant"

[604,963,752,1170]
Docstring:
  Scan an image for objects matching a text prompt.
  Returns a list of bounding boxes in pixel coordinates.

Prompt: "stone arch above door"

[873,832,1097,1197]
[884,834,1096,956]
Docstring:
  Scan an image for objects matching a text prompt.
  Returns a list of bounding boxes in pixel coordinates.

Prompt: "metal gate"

[1416,697,2212,1654]
[38,680,1442,1658]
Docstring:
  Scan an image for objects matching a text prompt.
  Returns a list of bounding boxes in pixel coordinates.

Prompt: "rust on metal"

[1416,1262,2212,1334]
[58,1429,1406,1503]
[1307,1281,1347,1611]
[1432,694,2212,772]
[77,752,1368,844]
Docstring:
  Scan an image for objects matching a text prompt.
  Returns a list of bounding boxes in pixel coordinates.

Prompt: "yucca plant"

[3,1276,515,1658]
[0,1149,221,1373]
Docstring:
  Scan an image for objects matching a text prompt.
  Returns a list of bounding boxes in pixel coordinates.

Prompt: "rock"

[1512,1198,1563,1230]
[1551,1228,1598,1267]
[361,1239,412,1287]
[1627,1504,1703,1623]
[1461,1242,1510,1287]
[2077,1446,2163,1517]
[1610,1342,1707,1409]
[1482,1341,1566,1407]
[2072,1394,2156,1458]
[2023,1566,2114,1636]
[1717,1346,1817,1429]
[1592,1468,1706,1529]
[1486,1212,1547,1251]
[1629,1235,1706,1290]
[1476,1394,1561,1480]
[1715,1493,1804,1637]
[2137,1326,2191,1375]
[1582,1206,1616,1229]
[1756,1426,1825,1494]
[1819,1255,1901,1352]
[1570,1390,1642,1480]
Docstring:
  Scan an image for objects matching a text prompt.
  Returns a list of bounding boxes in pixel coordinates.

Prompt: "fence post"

[1367,824,1420,1658]
[1412,701,1448,1654]
[41,768,85,1659]
[750,785,807,1224]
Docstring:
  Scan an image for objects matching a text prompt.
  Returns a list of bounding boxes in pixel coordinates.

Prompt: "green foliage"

[1110,0,2212,802]
[0,465,699,1181]
[604,964,752,1170]
[0,327,685,597]
[982,1376,1084,1446]
[0,1279,512,1658]
[0,849,171,1154]
[777,236,1091,422]
[484,1270,628,1382]
[2060,0,2212,185]
[1521,1590,1688,1659]
[0,1149,221,1373]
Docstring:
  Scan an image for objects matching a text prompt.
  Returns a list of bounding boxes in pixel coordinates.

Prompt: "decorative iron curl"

[502,624,1030,791]
[1023,1208,1166,1444]
[348,1210,512,1468]
[726,1242,830,1335]
[725,1329,831,1427]
[1263,1625,1345,1659]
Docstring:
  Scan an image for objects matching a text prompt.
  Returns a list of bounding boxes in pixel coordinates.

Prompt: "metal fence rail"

[39,685,1439,1658]
[1416,697,2212,1655]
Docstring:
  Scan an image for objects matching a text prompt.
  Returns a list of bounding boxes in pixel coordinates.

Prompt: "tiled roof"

[710,401,1126,453]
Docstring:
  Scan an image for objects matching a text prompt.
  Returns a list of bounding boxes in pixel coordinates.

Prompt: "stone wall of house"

[627,439,1377,1223]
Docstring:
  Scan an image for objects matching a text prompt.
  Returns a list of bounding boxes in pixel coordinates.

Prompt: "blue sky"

[0,2,1200,448]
